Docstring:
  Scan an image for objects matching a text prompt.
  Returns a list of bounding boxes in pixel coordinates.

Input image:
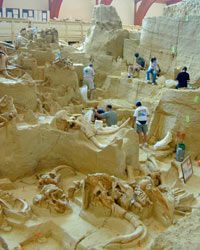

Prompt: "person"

[95,104,117,127]
[127,53,146,78]
[128,64,135,78]
[27,21,37,40]
[176,67,190,89]
[15,29,29,49]
[93,105,105,121]
[133,101,149,147]
[146,57,160,85]
[135,53,145,69]
[83,64,95,100]
[0,49,9,78]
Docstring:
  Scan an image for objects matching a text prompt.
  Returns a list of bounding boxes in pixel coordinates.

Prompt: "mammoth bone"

[81,173,147,247]
[0,190,30,232]
[77,116,131,149]
[51,112,130,149]
[33,165,75,213]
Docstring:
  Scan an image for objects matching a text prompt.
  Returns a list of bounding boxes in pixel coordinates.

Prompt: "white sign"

[181,156,193,183]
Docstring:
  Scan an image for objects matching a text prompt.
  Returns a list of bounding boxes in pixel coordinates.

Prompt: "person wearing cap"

[95,104,117,127]
[146,57,160,85]
[83,64,96,99]
[133,101,149,147]
[176,67,190,89]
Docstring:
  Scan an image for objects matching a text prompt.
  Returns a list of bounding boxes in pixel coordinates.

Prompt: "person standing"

[176,67,190,89]
[133,101,149,147]
[0,45,9,78]
[83,64,95,100]
[95,104,117,127]
[146,57,160,85]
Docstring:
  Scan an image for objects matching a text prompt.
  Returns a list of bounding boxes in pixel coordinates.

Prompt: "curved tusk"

[104,205,147,247]
[108,225,144,245]
[16,198,30,214]
[96,118,131,135]
[89,136,107,149]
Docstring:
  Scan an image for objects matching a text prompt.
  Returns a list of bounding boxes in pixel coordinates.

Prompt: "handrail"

[0,18,135,42]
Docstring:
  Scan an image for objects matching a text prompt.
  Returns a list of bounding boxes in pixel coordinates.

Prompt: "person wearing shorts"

[133,101,149,147]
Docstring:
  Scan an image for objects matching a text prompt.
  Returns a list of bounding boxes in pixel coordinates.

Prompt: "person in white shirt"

[146,57,160,85]
[133,101,149,147]
[83,64,95,99]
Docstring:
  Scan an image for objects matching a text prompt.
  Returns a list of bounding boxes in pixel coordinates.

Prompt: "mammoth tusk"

[77,117,131,149]
[104,205,147,247]
[52,165,76,175]
[106,225,145,245]
[96,118,131,135]
[16,198,30,214]
[90,136,109,149]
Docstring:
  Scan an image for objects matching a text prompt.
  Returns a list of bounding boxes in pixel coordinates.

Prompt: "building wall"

[2,0,166,24]
[58,0,134,24]
[145,3,165,18]
[59,0,93,22]
[58,0,164,24]
[3,0,49,10]
[111,0,134,25]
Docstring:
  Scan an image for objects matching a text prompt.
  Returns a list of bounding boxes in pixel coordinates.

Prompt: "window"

[6,8,20,18]
[22,9,34,19]
[0,8,2,18]
[42,11,47,21]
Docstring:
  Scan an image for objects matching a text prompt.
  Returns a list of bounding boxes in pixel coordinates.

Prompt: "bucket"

[176,147,185,162]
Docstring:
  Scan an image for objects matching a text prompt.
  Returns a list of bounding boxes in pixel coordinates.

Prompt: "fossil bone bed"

[0,3,200,250]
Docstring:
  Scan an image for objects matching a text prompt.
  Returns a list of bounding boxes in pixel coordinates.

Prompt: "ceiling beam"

[97,0,114,5]
[134,0,157,25]
[49,0,63,19]
[0,0,3,8]
[134,0,182,25]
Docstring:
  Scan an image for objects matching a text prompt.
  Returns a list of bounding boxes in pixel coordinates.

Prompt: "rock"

[165,79,177,88]
[139,15,200,85]
[0,123,139,180]
[148,210,200,250]
[0,178,15,190]
[23,109,37,124]
[82,5,129,59]
[157,76,166,86]
[149,89,200,159]
[44,65,81,106]
[139,149,148,163]
[0,78,37,112]
[164,0,200,18]
[123,38,140,64]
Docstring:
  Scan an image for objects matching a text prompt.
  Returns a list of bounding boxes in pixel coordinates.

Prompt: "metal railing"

[0,17,135,43]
